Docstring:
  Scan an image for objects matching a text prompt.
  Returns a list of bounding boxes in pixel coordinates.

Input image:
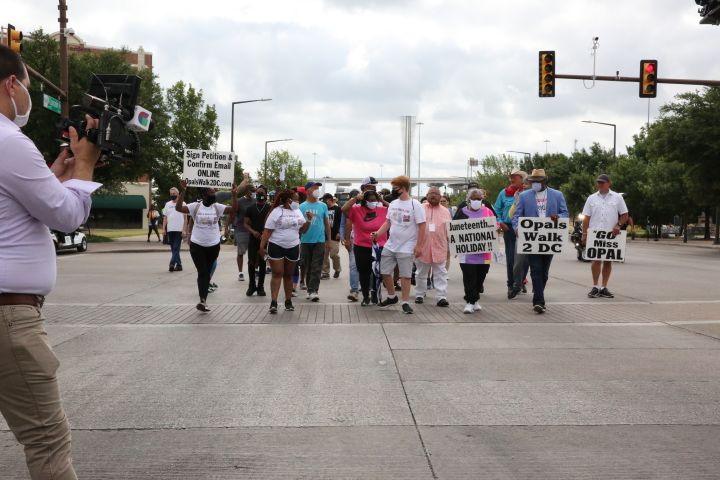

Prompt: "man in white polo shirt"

[0,45,102,480]
[581,174,628,298]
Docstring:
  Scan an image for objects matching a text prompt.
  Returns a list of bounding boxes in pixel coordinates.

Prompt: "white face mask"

[312,189,322,199]
[9,79,31,128]
[290,201,300,210]
[366,201,378,210]
[469,199,483,210]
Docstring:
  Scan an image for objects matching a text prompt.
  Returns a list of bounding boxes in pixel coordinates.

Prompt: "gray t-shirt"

[233,196,255,232]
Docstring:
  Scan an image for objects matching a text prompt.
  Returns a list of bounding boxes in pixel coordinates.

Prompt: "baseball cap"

[322,193,334,201]
[304,181,322,190]
[596,174,610,183]
[361,176,378,186]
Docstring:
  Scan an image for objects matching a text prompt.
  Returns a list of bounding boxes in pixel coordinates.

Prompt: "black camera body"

[60,74,153,159]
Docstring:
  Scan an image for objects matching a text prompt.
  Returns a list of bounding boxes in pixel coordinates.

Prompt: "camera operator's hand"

[69,115,102,182]
[50,147,75,183]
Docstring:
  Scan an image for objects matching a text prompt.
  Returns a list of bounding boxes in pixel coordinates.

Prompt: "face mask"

[531,182,543,192]
[469,199,483,210]
[312,189,322,199]
[256,194,266,202]
[203,195,216,207]
[290,201,300,210]
[366,201,378,210]
[391,188,401,196]
[10,79,31,128]
[170,195,177,201]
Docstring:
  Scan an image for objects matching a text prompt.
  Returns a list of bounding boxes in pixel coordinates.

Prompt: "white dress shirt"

[582,190,628,231]
[0,114,101,295]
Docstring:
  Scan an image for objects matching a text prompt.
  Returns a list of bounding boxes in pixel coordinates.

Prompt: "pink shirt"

[0,114,101,295]
[348,204,388,248]
[417,203,451,264]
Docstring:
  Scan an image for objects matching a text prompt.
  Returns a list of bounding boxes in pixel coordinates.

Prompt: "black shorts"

[267,242,300,262]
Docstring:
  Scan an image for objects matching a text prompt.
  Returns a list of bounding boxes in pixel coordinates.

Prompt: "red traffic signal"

[639,60,658,98]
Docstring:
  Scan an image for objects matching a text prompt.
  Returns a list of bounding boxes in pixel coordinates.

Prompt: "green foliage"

[474,154,519,203]
[256,150,308,190]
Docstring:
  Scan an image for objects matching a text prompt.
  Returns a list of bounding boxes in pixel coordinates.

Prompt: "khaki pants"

[0,305,77,480]
[322,240,341,275]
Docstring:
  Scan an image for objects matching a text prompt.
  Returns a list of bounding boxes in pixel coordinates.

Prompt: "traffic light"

[639,60,657,98]
[6,24,23,54]
[539,51,555,97]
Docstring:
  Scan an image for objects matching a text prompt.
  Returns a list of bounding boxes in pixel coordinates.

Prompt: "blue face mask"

[531,182,543,192]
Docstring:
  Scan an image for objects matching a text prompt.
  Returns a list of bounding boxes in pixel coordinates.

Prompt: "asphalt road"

[2,239,719,479]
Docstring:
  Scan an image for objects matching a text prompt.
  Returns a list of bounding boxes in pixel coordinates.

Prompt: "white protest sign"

[448,217,498,256]
[583,229,627,262]
[516,217,568,255]
[183,149,236,189]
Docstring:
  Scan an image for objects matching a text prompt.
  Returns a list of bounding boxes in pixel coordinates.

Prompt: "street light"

[264,138,293,183]
[506,150,533,170]
[313,152,317,180]
[544,139,551,154]
[581,120,617,160]
[230,98,272,152]
[416,121,424,199]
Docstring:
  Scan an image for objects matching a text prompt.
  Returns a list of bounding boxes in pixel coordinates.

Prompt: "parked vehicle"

[50,228,88,253]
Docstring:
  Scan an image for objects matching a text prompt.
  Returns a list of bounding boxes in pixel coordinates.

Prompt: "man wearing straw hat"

[512,168,569,314]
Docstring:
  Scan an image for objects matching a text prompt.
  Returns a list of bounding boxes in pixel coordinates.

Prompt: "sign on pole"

[42,93,62,114]
[182,149,236,189]
[583,229,627,262]
[516,217,568,255]
[448,217,498,256]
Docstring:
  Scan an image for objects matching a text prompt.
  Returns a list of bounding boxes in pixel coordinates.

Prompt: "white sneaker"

[473,302,482,311]
[463,303,474,314]
[310,292,320,302]
[306,292,312,300]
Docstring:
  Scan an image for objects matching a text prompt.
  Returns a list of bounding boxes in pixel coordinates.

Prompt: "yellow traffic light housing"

[7,24,23,54]
[639,60,657,98]
[539,51,555,97]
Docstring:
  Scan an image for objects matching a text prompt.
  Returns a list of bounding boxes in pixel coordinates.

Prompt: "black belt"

[0,293,45,308]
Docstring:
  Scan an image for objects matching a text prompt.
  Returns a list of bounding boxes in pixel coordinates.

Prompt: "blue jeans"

[168,231,183,266]
[528,254,554,306]
[348,245,359,292]
[503,227,516,288]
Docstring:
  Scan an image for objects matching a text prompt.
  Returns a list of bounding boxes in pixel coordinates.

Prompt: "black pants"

[502,227,516,289]
[354,245,380,298]
[189,242,221,300]
[301,242,325,294]
[148,224,160,240]
[247,237,267,289]
[459,263,490,304]
[528,254,553,306]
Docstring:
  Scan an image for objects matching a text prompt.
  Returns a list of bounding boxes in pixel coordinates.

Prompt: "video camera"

[60,74,153,159]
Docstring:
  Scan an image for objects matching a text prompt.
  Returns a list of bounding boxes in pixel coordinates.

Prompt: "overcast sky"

[11,0,720,185]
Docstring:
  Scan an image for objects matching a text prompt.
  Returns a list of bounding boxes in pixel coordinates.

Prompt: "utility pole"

[58,0,69,116]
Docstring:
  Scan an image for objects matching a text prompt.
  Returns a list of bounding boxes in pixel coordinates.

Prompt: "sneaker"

[256,288,267,297]
[599,288,614,298]
[370,290,378,305]
[169,264,175,272]
[379,296,399,307]
[306,291,312,300]
[321,273,330,280]
[437,298,449,307]
[463,303,474,314]
[521,285,527,293]
[401,303,414,314]
[175,265,183,272]
[246,285,257,297]
[311,293,320,303]
[333,271,340,279]
[292,290,298,297]
[361,297,370,306]
[508,288,520,300]
[269,301,278,314]
[196,301,210,312]
[210,282,218,289]
[533,304,545,314]
[507,288,514,299]
[473,302,482,311]
[415,296,424,304]
[347,291,359,302]
[238,273,245,281]
[284,300,295,311]
[588,287,600,298]
[300,282,307,290]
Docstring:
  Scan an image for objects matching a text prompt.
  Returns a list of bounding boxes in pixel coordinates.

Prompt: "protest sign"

[516,217,568,255]
[449,217,498,256]
[583,229,627,262]
[183,149,236,189]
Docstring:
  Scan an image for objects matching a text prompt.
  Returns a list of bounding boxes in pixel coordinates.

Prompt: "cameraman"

[0,46,102,480]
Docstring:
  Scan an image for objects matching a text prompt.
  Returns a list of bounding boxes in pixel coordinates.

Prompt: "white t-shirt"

[582,190,628,230]
[187,202,227,247]
[265,207,306,249]
[535,190,548,218]
[384,198,426,253]
[163,200,186,232]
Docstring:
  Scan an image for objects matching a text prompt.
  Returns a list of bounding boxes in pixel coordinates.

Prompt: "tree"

[257,150,308,190]
[473,154,519,203]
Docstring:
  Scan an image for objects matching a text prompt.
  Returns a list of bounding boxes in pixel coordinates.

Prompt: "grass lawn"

[87,229,147,241]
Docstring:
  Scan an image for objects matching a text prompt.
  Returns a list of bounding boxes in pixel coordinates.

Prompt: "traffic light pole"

[25,65,66,98]
[58,0,69,116]
[555,73,720,87]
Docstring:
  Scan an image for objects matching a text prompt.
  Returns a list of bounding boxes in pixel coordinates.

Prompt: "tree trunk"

[705,208,711,239]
